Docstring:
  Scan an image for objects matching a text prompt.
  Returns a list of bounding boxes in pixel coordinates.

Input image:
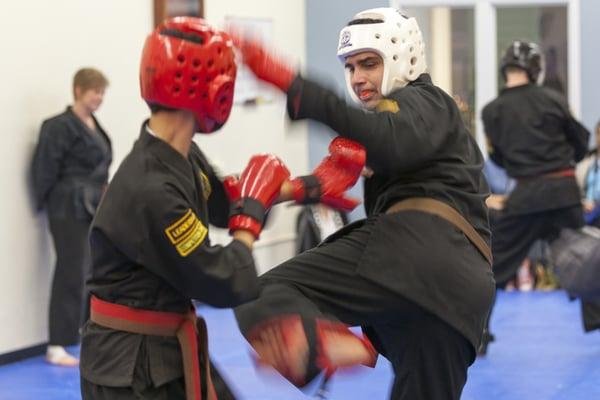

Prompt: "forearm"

[287,77,377,143]
[276,180,295,204]
[287,77,442,172]
[233,230,256,250]
[565,118,590,162]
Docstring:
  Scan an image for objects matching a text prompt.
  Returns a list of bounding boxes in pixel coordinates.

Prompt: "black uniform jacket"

[80,124,259,387]
[482,84,590,215]
[286,74,495,350]
[32,107,112,219]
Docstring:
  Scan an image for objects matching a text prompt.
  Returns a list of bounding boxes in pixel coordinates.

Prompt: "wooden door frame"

[154,0,204,27]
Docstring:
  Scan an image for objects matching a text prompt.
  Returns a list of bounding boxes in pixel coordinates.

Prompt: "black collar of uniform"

[500,83,535,94]
[410,73,433,85]
[65,105,101,132]
[137,121,196,187]
[65,106,111,149]
[387,74,432,97]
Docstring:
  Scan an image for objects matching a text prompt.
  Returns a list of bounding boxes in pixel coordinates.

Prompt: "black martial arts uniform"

[482,83,600,334]
[235,74,495,400]
[80,124,258,399]
[295,205,349,254]
[32,107,112,346]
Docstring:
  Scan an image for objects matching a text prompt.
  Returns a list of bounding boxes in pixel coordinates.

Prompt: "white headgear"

[337,8,427,104]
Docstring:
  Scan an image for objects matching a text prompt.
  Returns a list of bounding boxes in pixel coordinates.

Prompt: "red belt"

[543,168,575,178]
[517,168,575,181]
[90,296,217,400]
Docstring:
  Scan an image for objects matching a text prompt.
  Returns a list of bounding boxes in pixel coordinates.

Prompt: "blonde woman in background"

[32,68,112,366]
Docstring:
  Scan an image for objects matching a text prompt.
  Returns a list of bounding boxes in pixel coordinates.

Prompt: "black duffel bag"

[550,226,600,301]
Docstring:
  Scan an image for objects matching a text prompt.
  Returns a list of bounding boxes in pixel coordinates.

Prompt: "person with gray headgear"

[481,40,595,355]
[231,8,494,399]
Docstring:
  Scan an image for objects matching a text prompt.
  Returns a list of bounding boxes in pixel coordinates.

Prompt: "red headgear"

[140,17,237,133]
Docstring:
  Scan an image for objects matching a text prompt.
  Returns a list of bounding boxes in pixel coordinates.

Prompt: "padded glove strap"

[295,175,321,204]
[230,197,267,226]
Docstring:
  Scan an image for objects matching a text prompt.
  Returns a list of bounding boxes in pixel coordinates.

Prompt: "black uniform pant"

[235,222,473,400]
[81,376,186,400]
[582,299,600,332]
[487,205,600,334]
[48,217,92,346]
[490,205,584,287]
[81,359,236,400]
[582,217,600,331]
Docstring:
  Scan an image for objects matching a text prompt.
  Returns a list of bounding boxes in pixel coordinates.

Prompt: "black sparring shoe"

[477,330,495,357]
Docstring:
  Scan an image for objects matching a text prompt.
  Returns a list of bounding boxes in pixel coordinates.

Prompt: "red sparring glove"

[291,137,366,211]
[229,32,296,92]
[227,155,290,239]
[223,175,241,203]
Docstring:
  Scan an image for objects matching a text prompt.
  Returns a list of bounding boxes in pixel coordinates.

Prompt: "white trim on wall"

[430,8,454,94]
[474,2,497,157]
[567,0,581,118]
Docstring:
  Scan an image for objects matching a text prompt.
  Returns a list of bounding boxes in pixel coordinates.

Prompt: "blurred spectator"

[576,121,600,227]
[295,204,349,254]
[32,67,111,366]
[480,40,591,354]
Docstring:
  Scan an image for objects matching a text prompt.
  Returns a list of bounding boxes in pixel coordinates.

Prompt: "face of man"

[344,51,384,110]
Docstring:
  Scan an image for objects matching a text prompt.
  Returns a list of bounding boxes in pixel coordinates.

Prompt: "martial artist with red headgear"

[79,16,364,400]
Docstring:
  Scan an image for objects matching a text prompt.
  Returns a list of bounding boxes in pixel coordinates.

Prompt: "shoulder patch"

[199,171,212,200]
[376,99,400,114]
[165,209,207,257]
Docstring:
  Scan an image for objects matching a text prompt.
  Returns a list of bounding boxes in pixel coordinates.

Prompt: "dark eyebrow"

[345,56,380,69]
[358,57,380,65]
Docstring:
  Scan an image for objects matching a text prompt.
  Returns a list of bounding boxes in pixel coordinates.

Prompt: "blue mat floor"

[0,290,599,399]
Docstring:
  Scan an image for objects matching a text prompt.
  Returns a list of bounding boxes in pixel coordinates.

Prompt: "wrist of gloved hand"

[291,175,321,204]
[272,68,297,93]
[228,197,267,239]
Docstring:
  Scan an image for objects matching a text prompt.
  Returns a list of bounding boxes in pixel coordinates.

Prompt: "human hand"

[583,200,596,213]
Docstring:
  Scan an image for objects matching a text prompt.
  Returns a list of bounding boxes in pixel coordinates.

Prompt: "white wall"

[0,0,307,355]
[202,0,308,274]
[0,1,153,355]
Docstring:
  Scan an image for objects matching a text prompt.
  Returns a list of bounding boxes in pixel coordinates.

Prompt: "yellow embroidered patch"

[376,99,400,114]
[199,171,212,200]
[165,209,207,257]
